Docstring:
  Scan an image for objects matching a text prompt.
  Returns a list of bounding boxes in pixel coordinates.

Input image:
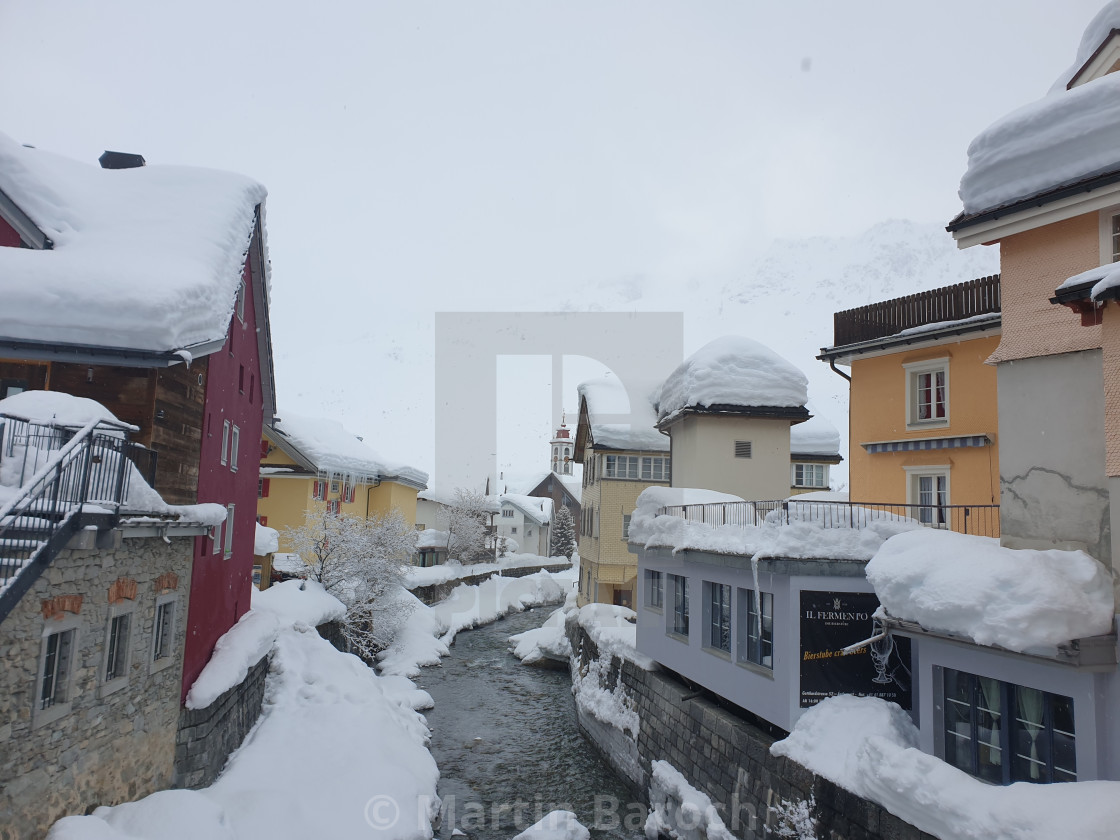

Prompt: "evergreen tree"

[551,505,577,559]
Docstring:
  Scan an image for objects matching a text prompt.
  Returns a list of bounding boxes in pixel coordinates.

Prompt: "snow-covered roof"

[655,336,808,426]
[867,529,1115,655]
[0,132,267,355]
[254,522,279,556]
[269,411,428,489]
[415,528,450,549]
[1056,261,1120,301]
[500,493,552,525]
[790,412,841,458]
[577,373,668,452]
[956,7,1120,219]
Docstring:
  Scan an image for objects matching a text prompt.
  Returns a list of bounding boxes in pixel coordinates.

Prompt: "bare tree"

[440,487,493,564]
[285,508,417,659]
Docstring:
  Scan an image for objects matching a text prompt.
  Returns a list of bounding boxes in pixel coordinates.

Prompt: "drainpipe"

[827,358,851,383]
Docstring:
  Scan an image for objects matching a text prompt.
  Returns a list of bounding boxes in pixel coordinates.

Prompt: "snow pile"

[415,529,450,551]
[629,487,923,563]
[0,389,127,429]
[0,132,266,354]
[958,67,1120,216]
[575,603,656,670]
[512,811,590,840]
[509,604,573,666]
[771,695,1120,840]
[577,373,668,452]
[51,591,437,840]
[867,529,1115,654]
[644,761,735,840]
[254,522,279,555]
[789,412,840,458]
[379,566,577,678]
[572,653,639,737]
[185,581,344,709]
[271,411,427,487]
[1050,1,1120,92]
[655,336,807,425]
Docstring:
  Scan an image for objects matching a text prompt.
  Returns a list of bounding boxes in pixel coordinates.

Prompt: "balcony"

[657,499,1000,539]
[831,274,1000,347]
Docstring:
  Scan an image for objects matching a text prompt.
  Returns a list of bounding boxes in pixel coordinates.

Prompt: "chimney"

[99,151,146,170]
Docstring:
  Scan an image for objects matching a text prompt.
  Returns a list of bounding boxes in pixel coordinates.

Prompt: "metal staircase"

[0,412,143,624]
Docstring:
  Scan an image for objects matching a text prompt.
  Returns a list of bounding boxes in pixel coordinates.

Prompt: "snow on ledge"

[772,695,1120,840]
[645,760,735,840]
[185,580,344,709]
[866,529,1115,655]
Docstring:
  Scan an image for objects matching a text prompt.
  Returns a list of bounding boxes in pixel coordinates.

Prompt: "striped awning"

[862,434,991,454]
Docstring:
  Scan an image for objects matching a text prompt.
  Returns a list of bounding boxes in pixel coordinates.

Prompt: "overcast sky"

[0,1,1104,489]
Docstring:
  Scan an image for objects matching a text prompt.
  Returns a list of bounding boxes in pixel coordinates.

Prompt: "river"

[418,607,647,840]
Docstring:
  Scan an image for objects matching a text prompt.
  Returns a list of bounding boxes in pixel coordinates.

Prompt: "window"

[734,440,752,459]
[792,463,827,488]
[907,466,950,527]
[343,483,355,504]
[1097,208,1120,264]
[622,515,632,540]
[249,373,255,404]
[221,420,230,465]
[152,600,175,662]
[236,277,246,323]
[669,574,689,637]
[706,582,731,653]
[604,455,669,481]
[605,455,639,479]
[905,359,949,427]
[646,570,663,609]
[230,425,240,472]
[39,626,76,712]
[104,612,131,684]
[312,480,326,501]
[640,457,669,481]
[224,504,235,557]
[330,480,340,494]
[327,500,341,515]
[238,364,245,394]
[737,588,773,669]
[212,521,222,554]
[511,526,518,535]
[942,668,1075,784]
[503,509,514,518]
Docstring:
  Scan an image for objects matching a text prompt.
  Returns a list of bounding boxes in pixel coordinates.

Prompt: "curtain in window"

[978,676,1003,779]
[1017,686,1045,781]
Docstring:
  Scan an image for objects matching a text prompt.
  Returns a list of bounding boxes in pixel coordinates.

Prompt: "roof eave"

[817,317,1002,363]
[947,168,1120,234]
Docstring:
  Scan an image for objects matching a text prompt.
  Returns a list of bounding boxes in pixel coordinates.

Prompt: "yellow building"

[574,374,670,608]
[818,276,1001,535]
[257,411,428,554]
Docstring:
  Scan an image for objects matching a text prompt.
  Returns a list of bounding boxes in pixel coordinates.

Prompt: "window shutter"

[734,440,752,459]
[261,478,270,498]
[260,439,270,459]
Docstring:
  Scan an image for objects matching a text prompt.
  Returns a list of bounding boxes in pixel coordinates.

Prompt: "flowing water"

[418,607,647,840]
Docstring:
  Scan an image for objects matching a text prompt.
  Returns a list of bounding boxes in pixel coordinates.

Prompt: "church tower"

[550,415,574,475]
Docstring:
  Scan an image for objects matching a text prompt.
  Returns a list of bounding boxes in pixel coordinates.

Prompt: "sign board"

[799,590,911,709]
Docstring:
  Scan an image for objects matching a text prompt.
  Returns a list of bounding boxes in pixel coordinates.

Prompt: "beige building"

[574,374,670,607]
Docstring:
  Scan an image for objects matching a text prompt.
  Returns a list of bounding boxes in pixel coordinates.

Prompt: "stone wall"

[0,532,194,840]
[569,623,935,840]
[409,562,573,605]
[173,653,269,789]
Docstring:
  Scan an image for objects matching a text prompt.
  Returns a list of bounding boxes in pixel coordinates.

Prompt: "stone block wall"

[173,652,269,789]
[0,533,194,840]
[570,623,935,840]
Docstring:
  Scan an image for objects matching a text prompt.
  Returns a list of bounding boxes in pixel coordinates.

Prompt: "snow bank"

[644,761,734,840]
[656,336,808,425]
[379,566,577,678]
[254,522,279,556]
[771,695,1120,840]
[508,605,573,666]
[271,411,427,487]
[575,603,656,670]
[185,581,344,709]
[51,595,437,840]
[512,811,590,840]
[629,487,922,563]
[0,132,266,354]
[867,529,1115,654]
[958,67,1120,216]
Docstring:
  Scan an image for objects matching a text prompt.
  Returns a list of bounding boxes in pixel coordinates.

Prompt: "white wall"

[669,414,792,499]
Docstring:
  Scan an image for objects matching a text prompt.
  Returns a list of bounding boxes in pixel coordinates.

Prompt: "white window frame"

[502,509,514,518]
[150,594,179,674]
[904,358,950,430]
[905,465,951,527]
[221,420,231,465]
[791,462,828,488]
[236,277,246,323]
[100,600,137,697]
[1100,206,1120,265]
[224,503,235,557]
[35,615,81,728]
[230,425,240,472]
[622,514,632,541]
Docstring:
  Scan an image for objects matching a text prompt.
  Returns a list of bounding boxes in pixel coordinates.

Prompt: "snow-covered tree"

[550,505,576,559]
[440,487,492,564]
[285,508,417,660]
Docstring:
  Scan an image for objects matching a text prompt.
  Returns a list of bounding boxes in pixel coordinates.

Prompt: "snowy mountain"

[272,218,1000,491]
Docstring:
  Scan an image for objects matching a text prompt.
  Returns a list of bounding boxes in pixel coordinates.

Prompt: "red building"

[0,135,276,700]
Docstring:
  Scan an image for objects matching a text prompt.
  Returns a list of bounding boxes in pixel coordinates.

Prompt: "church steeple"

[550,414,573,475]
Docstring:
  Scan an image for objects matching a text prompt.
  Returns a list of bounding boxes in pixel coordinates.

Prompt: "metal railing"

[0,413,139,596]
[832,274,1000,347]
[658,499,1000,538]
